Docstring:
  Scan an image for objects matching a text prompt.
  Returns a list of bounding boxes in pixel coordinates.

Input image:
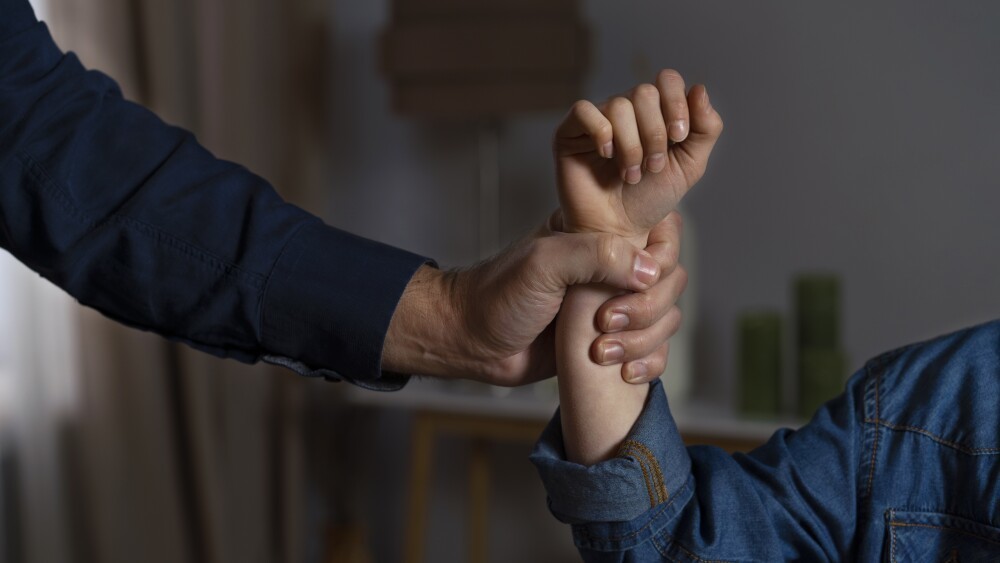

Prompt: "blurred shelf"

[344,377,804,445]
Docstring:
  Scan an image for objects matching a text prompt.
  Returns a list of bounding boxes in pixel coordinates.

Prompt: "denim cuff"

[530,379,692,524]
[260,220,432,388]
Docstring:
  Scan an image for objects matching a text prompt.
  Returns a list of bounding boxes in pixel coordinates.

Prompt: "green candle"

[798,348,846,418]
[795,274,840,350]
[794,273,846,418]
[738,311,783,417]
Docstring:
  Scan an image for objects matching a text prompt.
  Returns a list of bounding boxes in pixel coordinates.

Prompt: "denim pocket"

[885,510,1000,562]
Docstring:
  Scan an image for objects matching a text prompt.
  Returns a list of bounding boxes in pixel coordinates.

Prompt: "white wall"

[325,1,1000,560]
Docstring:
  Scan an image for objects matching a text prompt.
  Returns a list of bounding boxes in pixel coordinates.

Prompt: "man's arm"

[381,223,671,385]
[1,2,684,387]
[0,7,427,387]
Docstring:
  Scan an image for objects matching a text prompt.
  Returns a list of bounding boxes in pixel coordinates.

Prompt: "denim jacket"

[531,321,1000,561]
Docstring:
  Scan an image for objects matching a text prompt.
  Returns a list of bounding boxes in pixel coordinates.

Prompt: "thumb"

[674,84,724,185]
[538,231,661,293]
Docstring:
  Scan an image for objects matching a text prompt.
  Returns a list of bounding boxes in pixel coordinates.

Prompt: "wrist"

[382,265,465,377]
[551,208,649,249]
[557,283,650,464]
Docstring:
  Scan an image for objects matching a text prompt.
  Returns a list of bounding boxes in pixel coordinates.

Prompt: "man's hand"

[555,70,723,241]
[381,213,685,386]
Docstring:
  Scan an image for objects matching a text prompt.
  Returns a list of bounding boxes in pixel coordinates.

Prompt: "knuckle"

[607,96,634,115]
[675,265,689,293]
[526,236,554,280]
[595,122,613,140]
[647,354,666,375]
[653,241,679,273]
[657,68,684,86]
[628,330,648,353]
[645,128,668,147]
[623,142,644,164]
[667,306,683,334]
[711,114,725,136]
[639,292,657,324]
[632,83,660,103]
[664,243,680,272]
[571,99,592,116]
[595,233,620,274]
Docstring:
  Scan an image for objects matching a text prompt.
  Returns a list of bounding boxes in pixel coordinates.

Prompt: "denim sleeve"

[0,2,429,389]
[531,374,865,561]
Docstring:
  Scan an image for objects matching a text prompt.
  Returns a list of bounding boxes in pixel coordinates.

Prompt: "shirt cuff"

[259,220,432,390]
[529,379,692,524]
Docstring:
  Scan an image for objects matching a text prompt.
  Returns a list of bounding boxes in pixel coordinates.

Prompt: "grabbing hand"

[382,212,685,386]
[554,70,723,242]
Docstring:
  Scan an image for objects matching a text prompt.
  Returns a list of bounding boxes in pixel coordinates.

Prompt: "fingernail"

[625,165,641,185]
[633,252,659,287]
[602,141,614,159]
[669,120,688,142]
[703,86,711,109]
[607,312,630,332]
[599,341,625,364]
[626,362,649,382]
[646,152,665,173]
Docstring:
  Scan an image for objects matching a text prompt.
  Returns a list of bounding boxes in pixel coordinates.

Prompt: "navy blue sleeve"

[0,0,430,388]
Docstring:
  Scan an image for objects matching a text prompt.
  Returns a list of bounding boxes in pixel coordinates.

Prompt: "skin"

[381,213,684,386]
[554,70,724,465]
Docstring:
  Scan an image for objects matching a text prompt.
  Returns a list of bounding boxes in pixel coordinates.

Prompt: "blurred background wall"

[329,0,1000,403]
[326,1,1000,559]
[1,1,999,562]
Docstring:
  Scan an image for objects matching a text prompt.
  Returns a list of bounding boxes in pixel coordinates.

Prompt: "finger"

[591,305,682,367]
[622,341,668,384]
[605,95,644,185]
[673,84,724,185]
[554,100,614,158]
[655,69,690,143]
[593,212,682,332]
[630,83,669,174]
[596,263,687,334]
[643,211,683,277]
[536,231,661,293]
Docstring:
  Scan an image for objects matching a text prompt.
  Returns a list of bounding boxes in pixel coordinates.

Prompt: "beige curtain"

[41,0,332,562]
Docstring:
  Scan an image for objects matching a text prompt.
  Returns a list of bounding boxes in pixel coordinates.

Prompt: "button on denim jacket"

[531,321,1000,561]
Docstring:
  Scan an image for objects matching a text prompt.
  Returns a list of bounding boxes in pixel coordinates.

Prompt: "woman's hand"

[554,69,723,242]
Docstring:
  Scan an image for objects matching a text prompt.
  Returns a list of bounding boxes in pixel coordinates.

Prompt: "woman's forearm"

[557,283,650,466]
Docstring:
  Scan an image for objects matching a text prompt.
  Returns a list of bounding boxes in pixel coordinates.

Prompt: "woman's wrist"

[557,283,650,465]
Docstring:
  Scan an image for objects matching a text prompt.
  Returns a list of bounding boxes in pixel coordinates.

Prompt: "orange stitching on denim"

[622,440,669,503]
[619,441,657,507]
[889,521,1000,546]
[862,419,1000,456]
[619,441,667,504]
